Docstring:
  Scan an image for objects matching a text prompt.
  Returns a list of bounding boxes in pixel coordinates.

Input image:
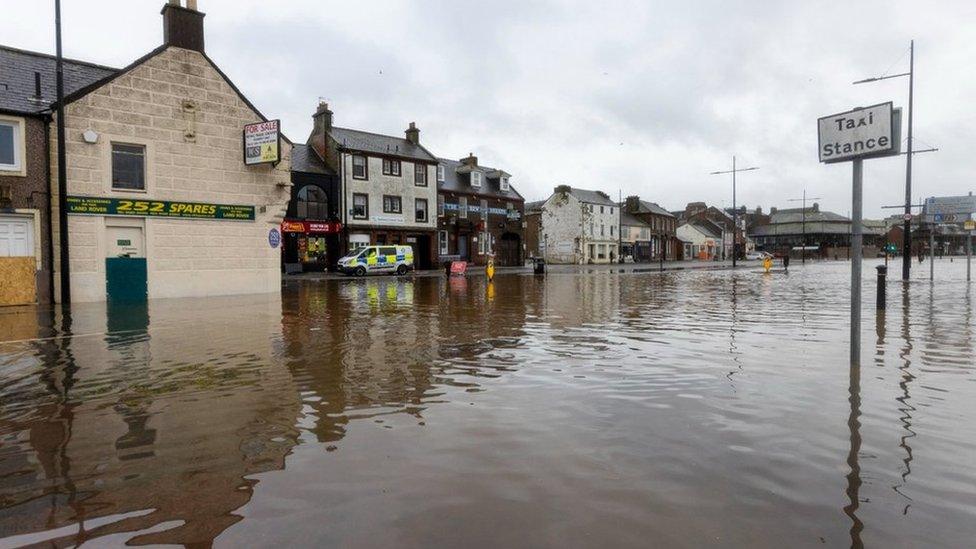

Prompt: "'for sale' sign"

[818,102,900,163]
[243,119,281,165]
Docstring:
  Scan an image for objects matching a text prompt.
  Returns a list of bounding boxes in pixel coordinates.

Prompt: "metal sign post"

[851,159,863,363]
[818,103,901,365]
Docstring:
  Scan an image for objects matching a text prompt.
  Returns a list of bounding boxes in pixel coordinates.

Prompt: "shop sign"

[450,261,467,275]
[243,119,281,165]
[279,220,342,234]
[66,196,255,221]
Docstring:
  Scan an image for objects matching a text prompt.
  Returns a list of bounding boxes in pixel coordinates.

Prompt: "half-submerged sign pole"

[819,102,902,364]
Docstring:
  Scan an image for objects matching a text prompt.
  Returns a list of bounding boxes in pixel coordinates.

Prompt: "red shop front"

[281,220,343,273]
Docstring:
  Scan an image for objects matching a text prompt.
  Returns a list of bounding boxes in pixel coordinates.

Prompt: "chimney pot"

[312,101,333,135]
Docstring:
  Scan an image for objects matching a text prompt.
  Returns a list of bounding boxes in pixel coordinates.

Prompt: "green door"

[106,257,148,302]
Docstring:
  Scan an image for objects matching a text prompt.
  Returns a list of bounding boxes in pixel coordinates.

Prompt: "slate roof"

[437,157,523,201]
[627,200,675,217]
[565,187,616,206]
[751,222,885,237]
[330,126,436,163]
[291,144,332,175]
[620,210,650,227]
[525,200,545,213]
[768,209,849,225]
[0,45,117,115]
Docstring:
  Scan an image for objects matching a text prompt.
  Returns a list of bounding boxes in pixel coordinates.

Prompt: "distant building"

[528,186,620,264]
[749,203,885,258]
[677,219,723,261]
[306,103,439,269]
[0,46,113,305]
[619,210,653,262]
[677,203,737,259]
[621,196,678,260]
[436,153,524,266]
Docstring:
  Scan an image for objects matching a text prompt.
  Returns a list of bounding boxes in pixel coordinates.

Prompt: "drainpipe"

[44,116,55,303]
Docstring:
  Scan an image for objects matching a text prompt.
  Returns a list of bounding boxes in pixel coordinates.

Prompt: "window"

[589,222,594,236]
[415,198,428,222]
[601,224,605,237]
[478,232,486,255]
[500,177,509,192]
[382,158,401,176]
[297,185,329,219]
[111,143,146,190]
[352,193,369,219]
[480,199,488,220]
[352,155,368,179]
[0,118,23,173]
[459,196,468,219]
[415,163,427,186]
[437,194,445,217]
[383,195,402,214]
[600,206,605,214]
[380,246,397,257]
[439,231,449,254]
[437,165,445,182]
[610,225,615,236]
[610,207,614,215]
[471,171,482,188]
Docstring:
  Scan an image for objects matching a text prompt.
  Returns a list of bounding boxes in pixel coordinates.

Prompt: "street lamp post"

[788,190,822,264]
[55,0,70,303]
[710,156,758,268]
[854,40,915,281]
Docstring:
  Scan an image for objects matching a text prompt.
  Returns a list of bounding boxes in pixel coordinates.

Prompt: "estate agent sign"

[818,102,899,163]
[243,119,281,165]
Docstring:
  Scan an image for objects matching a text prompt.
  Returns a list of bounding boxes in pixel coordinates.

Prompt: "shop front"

[345,227,437,270]
[281,220,342,273]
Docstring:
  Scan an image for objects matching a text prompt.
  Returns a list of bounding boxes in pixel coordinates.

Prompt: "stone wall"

[51,46,291,302]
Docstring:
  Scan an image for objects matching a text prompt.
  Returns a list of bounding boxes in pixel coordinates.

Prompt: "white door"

[0,216,33,257]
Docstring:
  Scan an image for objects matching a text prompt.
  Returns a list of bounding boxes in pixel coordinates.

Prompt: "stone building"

[0,46,113,305]
[619,210,653,262]
[280,144,342,273]
[306,103,439,270]
[50,0,292,302]
[528,186,620,264]
[621,196,678,260]
[436,153,524,266]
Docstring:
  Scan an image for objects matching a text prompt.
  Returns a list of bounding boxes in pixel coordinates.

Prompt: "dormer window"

[437,165,445,182]
[471,171,482,188]
[500,176,510,192]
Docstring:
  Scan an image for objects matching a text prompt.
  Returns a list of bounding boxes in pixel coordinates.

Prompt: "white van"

[338,245,414,276]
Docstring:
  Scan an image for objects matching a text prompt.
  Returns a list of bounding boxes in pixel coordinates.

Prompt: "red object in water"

[450,261,468,276]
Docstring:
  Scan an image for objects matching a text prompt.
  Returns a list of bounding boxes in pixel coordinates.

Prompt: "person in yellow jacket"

[486,257,495,281]
[763,256,773,273]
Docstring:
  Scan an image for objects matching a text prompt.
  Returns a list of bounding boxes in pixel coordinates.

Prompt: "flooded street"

[1,260,975,548]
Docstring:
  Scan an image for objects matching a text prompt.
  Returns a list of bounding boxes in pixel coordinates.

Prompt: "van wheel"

[396,265,408,276]
[355,266,367,277]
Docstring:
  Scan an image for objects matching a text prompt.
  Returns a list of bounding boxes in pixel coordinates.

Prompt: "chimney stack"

[162,0,206,53]
[313,101,333,135]
[625,196,640,213]
[405,122,420,145]
[460,152,478,167]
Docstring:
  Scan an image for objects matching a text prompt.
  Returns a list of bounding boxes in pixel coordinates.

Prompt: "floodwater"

[1,259,974,548]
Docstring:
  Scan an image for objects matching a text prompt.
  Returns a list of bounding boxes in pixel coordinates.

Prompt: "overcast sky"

[3,0,974,218]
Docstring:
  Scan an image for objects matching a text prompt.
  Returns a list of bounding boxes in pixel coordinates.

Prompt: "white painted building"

[51,1,291,302]
[535,186,620,264]
[677,221,722,261]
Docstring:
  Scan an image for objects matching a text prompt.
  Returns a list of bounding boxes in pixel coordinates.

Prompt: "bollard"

[534,257,546,275]
[876,265,887,310]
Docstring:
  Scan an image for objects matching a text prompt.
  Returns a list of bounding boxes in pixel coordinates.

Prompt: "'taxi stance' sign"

[243,119,281,165]
[818,102,900,163]
[66,196,255,221]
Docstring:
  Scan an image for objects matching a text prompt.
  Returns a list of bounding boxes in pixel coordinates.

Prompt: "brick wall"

[51,46,291,302]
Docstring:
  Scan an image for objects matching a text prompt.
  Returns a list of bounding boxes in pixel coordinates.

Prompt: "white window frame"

[500,177,510,192]
[480,199,488,220]
[459,196,468,219]
[471,171,482,188]
[0,116,25,176]
[437,165,445,182]
[437,194,445,217]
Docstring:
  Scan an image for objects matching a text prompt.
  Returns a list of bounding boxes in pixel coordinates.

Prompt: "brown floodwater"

[0,259,974,548]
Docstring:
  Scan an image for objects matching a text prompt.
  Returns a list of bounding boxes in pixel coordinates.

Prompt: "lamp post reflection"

[844,351,864,548]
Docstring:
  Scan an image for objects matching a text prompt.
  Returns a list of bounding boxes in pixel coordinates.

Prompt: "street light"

[787,190,822,264]
[710,156,758,268]
[853,40,916,281]
[55,0,70,303]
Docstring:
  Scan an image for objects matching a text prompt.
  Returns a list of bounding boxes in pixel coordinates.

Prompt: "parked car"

[746,251,772,260]
[338,245,414,276]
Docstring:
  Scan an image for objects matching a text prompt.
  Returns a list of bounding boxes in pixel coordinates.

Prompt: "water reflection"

[0,260,975,547]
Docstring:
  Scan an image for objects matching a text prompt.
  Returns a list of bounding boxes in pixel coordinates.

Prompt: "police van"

[338,245,414,276]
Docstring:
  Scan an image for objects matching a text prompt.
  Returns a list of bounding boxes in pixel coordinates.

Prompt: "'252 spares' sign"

[66,196,255,221]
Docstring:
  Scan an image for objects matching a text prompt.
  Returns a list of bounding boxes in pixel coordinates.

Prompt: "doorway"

[411,234,433,270]
[105,224,147,302]
[497,232,521,266]
[458,234,469,261]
